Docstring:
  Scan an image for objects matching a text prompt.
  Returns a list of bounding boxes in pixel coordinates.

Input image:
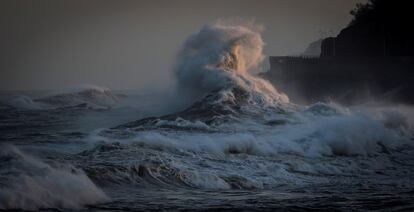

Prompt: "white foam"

[174,21,289,107]
[37,84,119,109]
[6,95,42,110]
[0,144,109,210]
[99,103,411,158]
[87,21,414,190]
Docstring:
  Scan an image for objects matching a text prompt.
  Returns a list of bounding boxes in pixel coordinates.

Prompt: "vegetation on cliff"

[322,0,414,57]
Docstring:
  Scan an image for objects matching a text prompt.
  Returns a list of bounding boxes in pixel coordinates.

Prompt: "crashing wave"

[83,22,414,192]
[174,22,289,108]
[105,22,413,158]
[3,85,119,110]
[0,144,109,210]
[5,95,42,110]
[116,22,292,130]
[36,85,119,109]
[81,122,413,191]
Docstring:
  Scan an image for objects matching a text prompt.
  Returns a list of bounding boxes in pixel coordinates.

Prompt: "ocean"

[1,22,414,211]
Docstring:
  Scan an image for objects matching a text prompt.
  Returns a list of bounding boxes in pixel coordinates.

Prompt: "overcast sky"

[0,0,366,90]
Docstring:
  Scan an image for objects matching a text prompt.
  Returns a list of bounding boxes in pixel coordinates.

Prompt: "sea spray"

[174,21,289,107]
[2,84,120,110]
[0,144,109,210]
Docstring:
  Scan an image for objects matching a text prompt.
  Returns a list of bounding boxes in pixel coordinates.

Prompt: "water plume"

[174,21,289,106]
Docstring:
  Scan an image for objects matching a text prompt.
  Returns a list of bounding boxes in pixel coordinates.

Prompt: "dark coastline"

[263,56,414,105]
[263,0,414,105]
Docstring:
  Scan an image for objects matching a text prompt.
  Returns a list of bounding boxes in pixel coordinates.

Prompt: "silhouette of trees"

[349,0,412,27]
[349,0,376,26]
[322,0,414,57]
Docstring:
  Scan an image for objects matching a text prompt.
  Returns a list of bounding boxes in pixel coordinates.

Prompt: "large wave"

[37,85,119,109]
[3,20,412,211]
[174,21,289,109]
[5,95,42,110]
[111,21,412,151]
[116,22,292,129]
[4,85,119,110]
[0,144,109,210]
[89,22,413,190]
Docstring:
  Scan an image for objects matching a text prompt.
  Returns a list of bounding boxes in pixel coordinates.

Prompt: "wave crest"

[175,22,289,107]
[0,144,109,210]
[37,85,119,109]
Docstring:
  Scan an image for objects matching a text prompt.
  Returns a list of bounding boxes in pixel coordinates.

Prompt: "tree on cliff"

[321,0,414,57]
[350,0,412,27]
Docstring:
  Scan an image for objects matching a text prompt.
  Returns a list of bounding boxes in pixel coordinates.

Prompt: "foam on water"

[97,103,410,158]
[3,85,119,110]
[1,21,413,210]
[37,85,119,109]
[0,144,109,210]
[6,95,42,110]
[86,22,414,192]
[106,21,411,157]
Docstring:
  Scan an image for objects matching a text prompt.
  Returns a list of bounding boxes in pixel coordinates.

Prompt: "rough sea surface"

[1,87,413,211]
[1,22,414,211]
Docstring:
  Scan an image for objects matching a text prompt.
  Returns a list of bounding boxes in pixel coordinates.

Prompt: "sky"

[0,0,366,91]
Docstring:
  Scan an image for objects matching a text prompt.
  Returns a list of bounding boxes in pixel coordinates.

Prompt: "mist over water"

[173,21,289,109]
[0,21,414,211]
